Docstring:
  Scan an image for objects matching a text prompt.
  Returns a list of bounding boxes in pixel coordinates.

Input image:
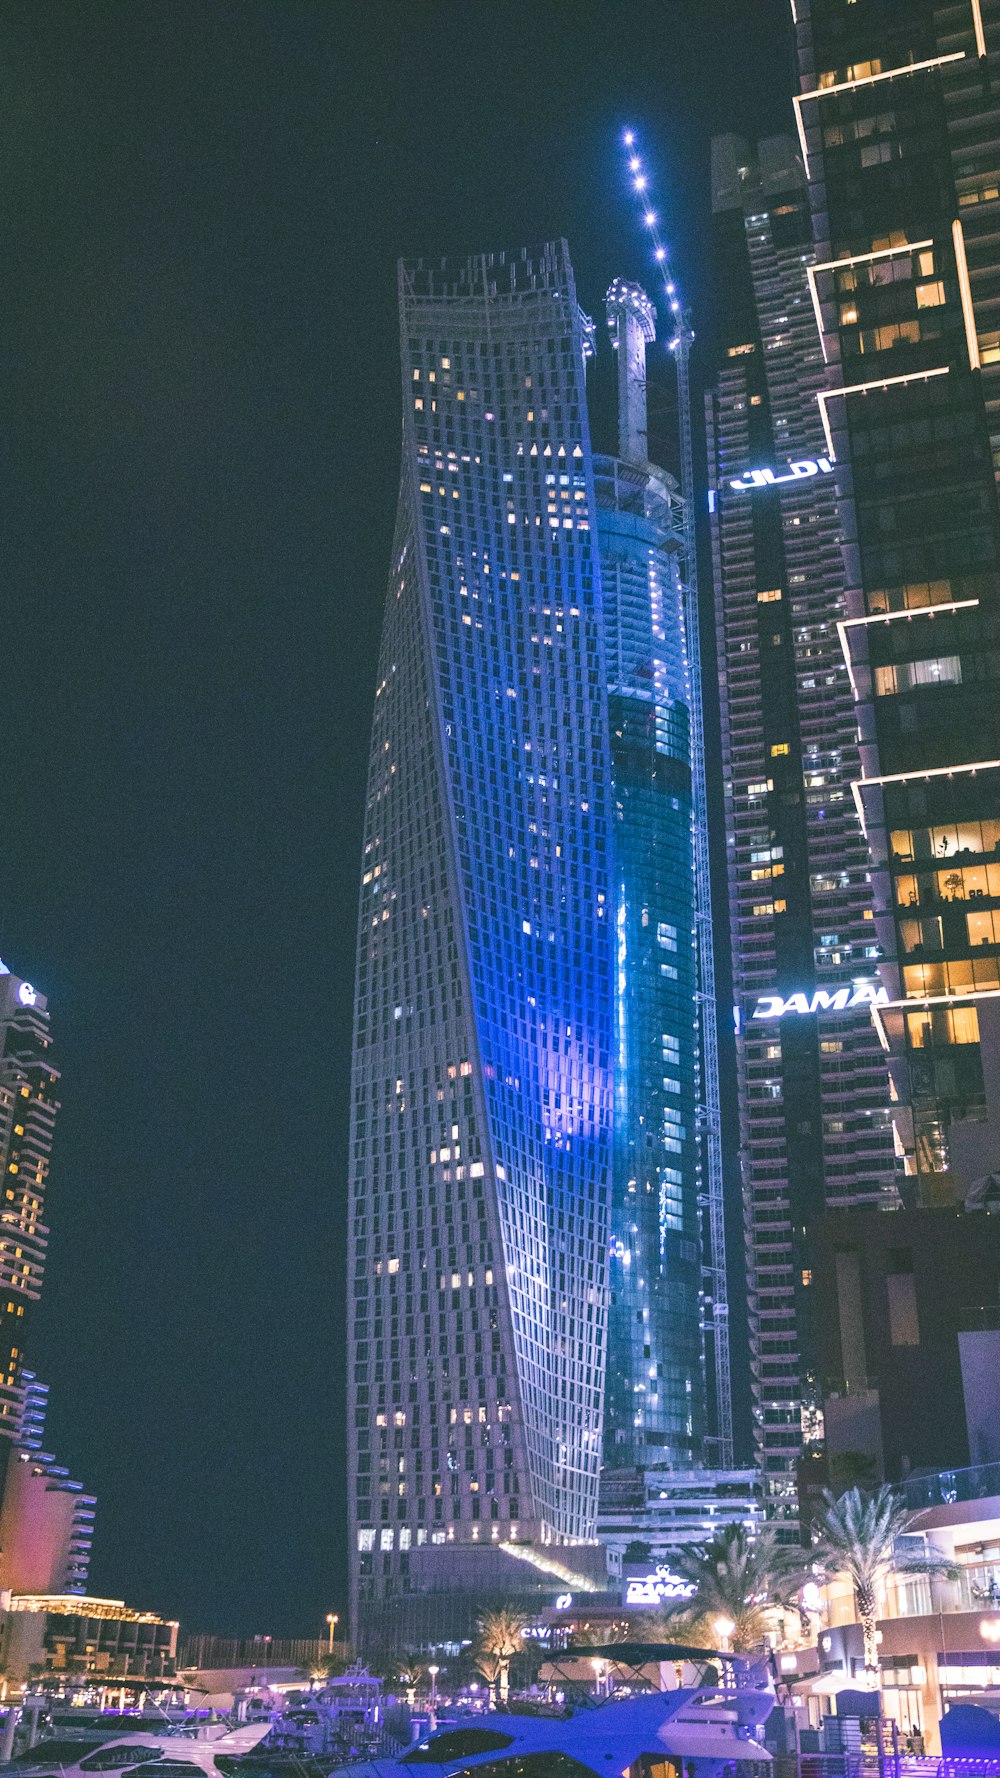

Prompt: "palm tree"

[392,1658,427,1708]
[665,1523,807,1653]
[811,1486,955,1684]
[474,1606,527,1705]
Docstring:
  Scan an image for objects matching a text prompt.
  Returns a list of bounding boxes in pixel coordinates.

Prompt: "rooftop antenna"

[619,128,732,1468]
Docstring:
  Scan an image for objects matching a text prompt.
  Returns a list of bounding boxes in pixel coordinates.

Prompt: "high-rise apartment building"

[793,0,1000,1200]
[347,244,615,1647]
[706,135,898,1523]
[0,960,95,1572]
[598,282,717,1477]
[0,964,58,1451]
[0,1372,95,1596]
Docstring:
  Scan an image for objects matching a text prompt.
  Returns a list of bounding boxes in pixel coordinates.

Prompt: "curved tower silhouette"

[347,244,615,1647]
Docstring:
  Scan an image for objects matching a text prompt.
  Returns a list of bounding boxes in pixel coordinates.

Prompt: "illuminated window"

[908,1006,980,1048]
[875,656,961,696]
[770,742,790,757]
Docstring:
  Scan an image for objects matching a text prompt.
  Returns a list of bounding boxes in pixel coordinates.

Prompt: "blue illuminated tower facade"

[348,245,615,1648]
[597,283,707,1473]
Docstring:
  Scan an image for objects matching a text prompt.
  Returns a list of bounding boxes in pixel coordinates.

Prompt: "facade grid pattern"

[794,0,1000,1199]
[347,245,615,1635]
[706,140,897,1521]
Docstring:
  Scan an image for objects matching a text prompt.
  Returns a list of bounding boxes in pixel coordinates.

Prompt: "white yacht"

[331,1649,777,1777]
[0,1722,272,1778]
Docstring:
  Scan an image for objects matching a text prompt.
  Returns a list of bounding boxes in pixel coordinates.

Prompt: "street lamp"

[714,1616,736,1652]
[326,1613,338,1654]
[427,1664,440,1731]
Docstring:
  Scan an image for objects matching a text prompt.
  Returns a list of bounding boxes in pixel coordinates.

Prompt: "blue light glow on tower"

[597,283,705,1471]
[347,244,616,1646]
[594,125,729,1465]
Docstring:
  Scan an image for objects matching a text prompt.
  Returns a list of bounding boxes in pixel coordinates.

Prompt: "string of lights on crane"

[621,128,691,351]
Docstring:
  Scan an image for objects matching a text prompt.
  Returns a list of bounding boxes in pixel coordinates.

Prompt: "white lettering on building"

[751,984,889,1020]
[624,1566,698,1606]
[729,457,834,492]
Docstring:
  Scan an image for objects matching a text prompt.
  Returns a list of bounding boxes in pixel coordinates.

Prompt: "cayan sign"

[729,457,834,492]
[624,1566,698,1607]
[752,984,889,1020]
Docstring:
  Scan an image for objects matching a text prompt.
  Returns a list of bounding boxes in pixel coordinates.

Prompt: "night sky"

[3,2,792,1637]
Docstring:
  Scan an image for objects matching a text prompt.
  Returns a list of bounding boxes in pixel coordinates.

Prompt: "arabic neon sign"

[752,984,889,1020]
[624,1566,697,1606]
[729,457,834,492]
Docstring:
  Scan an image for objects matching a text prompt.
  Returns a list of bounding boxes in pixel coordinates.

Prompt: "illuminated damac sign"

[729,457,834,493]
[752,984,889,1020]
[624,1566,697,1607]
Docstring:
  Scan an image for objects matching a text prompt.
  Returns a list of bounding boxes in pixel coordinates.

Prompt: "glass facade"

[596,446,705,1470]
[347,245,615,1640]
[795,0,1000,1201]
[706,135,898,1523]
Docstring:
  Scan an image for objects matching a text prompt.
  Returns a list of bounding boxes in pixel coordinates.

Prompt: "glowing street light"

[714,1615,736,1650]
[325,1612,338,1653]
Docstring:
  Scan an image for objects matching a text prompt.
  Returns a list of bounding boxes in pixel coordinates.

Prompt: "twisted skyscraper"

[347,245,615,1648]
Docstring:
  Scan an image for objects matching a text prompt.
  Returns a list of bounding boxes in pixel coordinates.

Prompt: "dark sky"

[2,1,792,1637]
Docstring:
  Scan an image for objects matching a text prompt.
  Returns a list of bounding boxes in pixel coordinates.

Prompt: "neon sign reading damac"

[624,1566,698,1606]
[752,984,889,1020]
